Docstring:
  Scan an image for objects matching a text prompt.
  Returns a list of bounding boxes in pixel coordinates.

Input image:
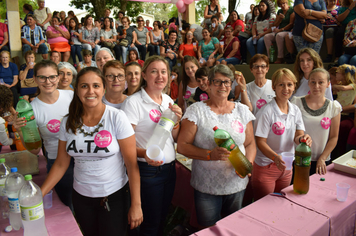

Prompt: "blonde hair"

[336,64,356,85]
[271,68,297,88]
[294,48,323,89]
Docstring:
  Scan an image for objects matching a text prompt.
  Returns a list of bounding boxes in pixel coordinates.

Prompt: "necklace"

[78,122,104,137]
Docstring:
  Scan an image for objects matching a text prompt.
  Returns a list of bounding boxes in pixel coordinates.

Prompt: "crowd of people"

[0,0,355,235]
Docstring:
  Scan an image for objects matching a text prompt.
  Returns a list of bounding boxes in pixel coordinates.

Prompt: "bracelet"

[173,122,180,130]
[207,151,211,160]
[309,10,312,16]
[271,154,277,161]
[241,89,246,92]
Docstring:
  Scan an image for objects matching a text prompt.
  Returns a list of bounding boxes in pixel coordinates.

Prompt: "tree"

[69,0,144,19]
[142,2,173,22]
[0,0,38,21]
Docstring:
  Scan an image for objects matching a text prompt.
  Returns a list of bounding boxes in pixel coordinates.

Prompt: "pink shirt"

[47,25,69,44]
[0,23,8,44]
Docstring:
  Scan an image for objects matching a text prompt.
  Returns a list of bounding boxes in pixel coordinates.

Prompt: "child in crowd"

[333,64,356,113]
[77,49,96,72]
[68,18,83,68]
[170,67,179,101]
[0,85,14,149]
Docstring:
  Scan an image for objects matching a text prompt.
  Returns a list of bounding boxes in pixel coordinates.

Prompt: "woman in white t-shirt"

[14,60,74,209]
[41,67,143,235]
[177,64,256,227]
[121,56,182,235]
[178,56,200,112]
[292,48,333,100]
[252,68,312,201]
[102,60,127,109]
[246,54,275,115]
[291,68,341,175]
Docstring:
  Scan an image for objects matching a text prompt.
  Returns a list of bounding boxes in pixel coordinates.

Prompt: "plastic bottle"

[293,140,311,194]
[11,126,26,151]
[213,126,252,178]
[269,46,275,63]
[19,175,48,236]
[0,121,9,146]
[15,97,42,150]
[0,158,10,219]
[146,108,178,162]
[5,167,25,230]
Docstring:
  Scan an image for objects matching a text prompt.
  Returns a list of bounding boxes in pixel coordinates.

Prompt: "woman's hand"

[130,43,135,48]
[169,103,182,123]
[143,151,163,166]
[128,204,143,229]
[300,134,312,147]
[12,113,26,131]
[210,147,230,161]
[316,157,327,175]
[274,154,286,171]
[237,73,247,91]
[74,32,80,36]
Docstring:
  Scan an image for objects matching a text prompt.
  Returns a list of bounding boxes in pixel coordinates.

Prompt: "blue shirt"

[293,0,326,36]
[0,62,19,85]
[21,24,46,45]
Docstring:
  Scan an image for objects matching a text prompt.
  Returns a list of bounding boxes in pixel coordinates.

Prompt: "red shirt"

[226,19,245,33]
[170,80,178,100]
[145,26,153,31]
[0,23,8,44]
[223,37,241,59]
[179,43,197,58]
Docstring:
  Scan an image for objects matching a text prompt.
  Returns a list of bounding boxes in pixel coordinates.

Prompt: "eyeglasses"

[105,74,125,81]
[36,75,58,83]
[137,19,144,22]
[212,79,232,87]
[252,64,268,69]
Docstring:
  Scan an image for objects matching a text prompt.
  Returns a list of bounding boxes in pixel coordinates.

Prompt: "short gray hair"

[309,68,330,82]
[58,62,77,78]
[208,64,234,83]
[95,47,115,60]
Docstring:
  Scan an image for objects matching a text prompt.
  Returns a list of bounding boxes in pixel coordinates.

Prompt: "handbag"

[102,41,115,49]
[119,39,129,47]
[301,0,323,43]
[20,78,38,88]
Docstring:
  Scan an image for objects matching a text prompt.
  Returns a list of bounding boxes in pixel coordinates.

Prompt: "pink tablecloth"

[194,194,329,236]
[0,146,82,236]
[281,164,356,236]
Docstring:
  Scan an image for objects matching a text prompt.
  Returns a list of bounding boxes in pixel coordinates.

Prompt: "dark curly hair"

[0,85,14,114]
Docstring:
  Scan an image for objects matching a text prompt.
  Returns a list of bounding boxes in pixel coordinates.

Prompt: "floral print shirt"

[253,14,276,35]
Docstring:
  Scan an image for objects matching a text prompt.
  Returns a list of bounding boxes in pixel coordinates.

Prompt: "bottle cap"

[0,158,5,163]
[213,126,218,131]
[19,96,23,100]
[10,167,17,172]
[24,175,32,181]
[301,139,306,143]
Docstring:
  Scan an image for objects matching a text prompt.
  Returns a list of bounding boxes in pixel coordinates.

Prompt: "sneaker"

[241,60,247,65]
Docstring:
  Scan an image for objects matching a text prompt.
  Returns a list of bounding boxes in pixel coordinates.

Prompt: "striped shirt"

[21,24,46,46]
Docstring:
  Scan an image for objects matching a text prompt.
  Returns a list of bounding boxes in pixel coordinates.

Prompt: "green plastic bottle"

[293,139,311,194]
[213,126,252,178]
[269,45,276,63]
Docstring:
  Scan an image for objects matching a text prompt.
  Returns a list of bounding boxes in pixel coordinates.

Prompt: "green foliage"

[0,0,38,21]
[142,2,174,22]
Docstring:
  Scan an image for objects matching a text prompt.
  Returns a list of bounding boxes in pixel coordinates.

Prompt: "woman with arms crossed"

[41,67,143,235]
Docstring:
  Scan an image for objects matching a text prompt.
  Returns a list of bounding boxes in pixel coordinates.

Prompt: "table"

[0,146,82,236]
[194,164,356,236]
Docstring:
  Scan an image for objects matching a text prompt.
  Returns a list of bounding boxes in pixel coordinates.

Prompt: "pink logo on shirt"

[321,117,331,129]
[272,122,285,135]
[231,120,244,133]
[149,109,162,123]
[200,93,208,101]
[184,91,191,99]
[256,99,267,109]
[94,130,112,148]
[47,119,61,133]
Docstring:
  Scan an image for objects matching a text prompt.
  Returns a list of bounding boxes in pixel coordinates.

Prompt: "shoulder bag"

[301,0,323,43]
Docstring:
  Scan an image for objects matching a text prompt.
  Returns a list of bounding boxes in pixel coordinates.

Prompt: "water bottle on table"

[15,97,42,150]
[5,167,25,230]
[19,175,48,236]
[0,158,10,219]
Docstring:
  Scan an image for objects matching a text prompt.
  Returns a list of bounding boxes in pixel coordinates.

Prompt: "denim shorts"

[194,188,245,227]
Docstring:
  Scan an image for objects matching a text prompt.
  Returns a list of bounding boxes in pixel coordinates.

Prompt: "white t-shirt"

[34,7,51,30]
[183,85,198,112]
[292,77,333,101]
[31,90,73,159]
[59,105,134,198]
[254,98,305,166]
[102,95,127,110]
[182,101,255,195]
[291,96,342,161]
[0,117,12,146]
[121,88,176,163]
[245,79,275,115]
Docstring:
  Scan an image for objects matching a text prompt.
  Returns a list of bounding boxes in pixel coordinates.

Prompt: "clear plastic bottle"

[19,175,48,236]
[5,167,25,230]
[0,158,10,219]
[15,97,42,150]
[146,108,178,161]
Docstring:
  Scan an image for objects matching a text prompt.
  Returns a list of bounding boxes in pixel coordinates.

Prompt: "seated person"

[0,15,9,52]
[50,51,61,65]
[21,14,48,59]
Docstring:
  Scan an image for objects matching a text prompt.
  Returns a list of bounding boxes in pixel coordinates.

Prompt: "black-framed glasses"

[105,74,125,81]
[36,75,58,83]
[212,79,232,87]
[252,64,268,69]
